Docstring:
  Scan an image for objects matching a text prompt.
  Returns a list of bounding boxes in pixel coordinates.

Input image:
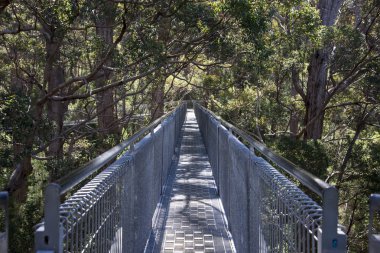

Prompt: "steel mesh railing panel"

[162,117,175,180]
[153,125,164,195]
[35,103,187,253]
[217,125,231,220]
[161,119,171,182]
[169,115,176,162]
[252,156,322,253]
[59,153,131,253]
[131,134,156,252]
[206,117,219,182]
[175,108,181,142]
[194,104,325,253]
[228,134,251,253]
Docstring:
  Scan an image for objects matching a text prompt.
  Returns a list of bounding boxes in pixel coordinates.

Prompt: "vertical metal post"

[249,146,256,156]
[205,113,208,151]
[175,110,179,153]
[216,124,220,194]
[318,186,347,253]
[369,194,380,253]
[174,110,178,147]
[161,120,165,194]
[0,191,9,253]
[35,183,63,253]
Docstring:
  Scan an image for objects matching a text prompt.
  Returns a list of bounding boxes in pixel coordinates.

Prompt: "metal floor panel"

[146,109,235,253]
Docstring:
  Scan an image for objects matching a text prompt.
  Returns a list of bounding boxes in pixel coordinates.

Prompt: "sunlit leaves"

[289,3,322,46]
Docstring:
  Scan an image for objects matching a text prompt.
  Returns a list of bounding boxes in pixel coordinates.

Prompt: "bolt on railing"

[369,194,380,253]
[194,102,347,253]
[0,191,9,253]
[35,103,187,253]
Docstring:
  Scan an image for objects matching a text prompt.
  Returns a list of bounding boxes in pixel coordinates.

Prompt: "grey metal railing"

[35,103,187,253]
[194,102,347,253]
[369,194,380,253]
[0,191,9,253]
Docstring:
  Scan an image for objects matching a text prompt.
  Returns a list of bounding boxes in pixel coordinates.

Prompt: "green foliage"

[267,136,329,178]
[0,0,378,252]
[289,3,322,46]
[0,145,12,188]
[9,159,49,252]
[201,1,380,251]
[227,0,270,45]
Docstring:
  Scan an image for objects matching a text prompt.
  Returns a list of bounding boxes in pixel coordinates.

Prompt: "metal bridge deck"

[146,109,235,253]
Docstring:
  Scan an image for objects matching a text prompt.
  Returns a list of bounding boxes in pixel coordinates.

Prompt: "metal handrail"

[0,191,8,253]
[56,104,183,195]
[195,103,331,197]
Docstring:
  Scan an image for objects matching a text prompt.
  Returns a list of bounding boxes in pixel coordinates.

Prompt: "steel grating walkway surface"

[146,109,235,253]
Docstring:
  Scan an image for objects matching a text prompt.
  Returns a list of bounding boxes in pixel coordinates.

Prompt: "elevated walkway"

[33,102,351,253]
[146,109,235,252]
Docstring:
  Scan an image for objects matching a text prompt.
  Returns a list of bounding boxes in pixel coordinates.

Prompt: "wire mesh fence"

[194,103,346,253]
[35,104,187,253]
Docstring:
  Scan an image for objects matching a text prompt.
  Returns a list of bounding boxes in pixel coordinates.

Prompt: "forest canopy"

[0,0,379,252]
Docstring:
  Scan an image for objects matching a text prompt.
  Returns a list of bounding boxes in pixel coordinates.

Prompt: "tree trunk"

[336,107,372,187]
[96,79,118,135]
[151,80,165,120]
[8,141,33,202]
[45,41,67,157]
[6,65,34,202]
[303,0,343,140]
[304,48,328,140]
[151,11,170,120]
[289,66,300,138]
[95,4,119,136]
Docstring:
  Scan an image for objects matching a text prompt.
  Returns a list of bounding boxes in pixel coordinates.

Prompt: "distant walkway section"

[146,109,235,253]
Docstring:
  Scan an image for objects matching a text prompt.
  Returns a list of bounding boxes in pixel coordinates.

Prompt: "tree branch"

[36,16,128,105]
[0,0,11,13]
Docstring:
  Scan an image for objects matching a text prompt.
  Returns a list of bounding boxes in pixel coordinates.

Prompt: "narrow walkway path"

[146,109,235,253]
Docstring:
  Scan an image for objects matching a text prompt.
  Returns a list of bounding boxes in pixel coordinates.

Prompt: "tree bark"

[304,48,328,140]
[45,41,67,157]
[303,0,343,140]
[336,107,372,186]
[8,141,33,202]
[6,64,34,202]
[95,3,119,136]
[151,79,165,120]
[290,66,300,138]
[151,10,170,120]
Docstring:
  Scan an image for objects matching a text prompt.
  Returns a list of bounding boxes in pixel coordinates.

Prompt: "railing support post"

[0,191,9,253]
[369,194,380,253]
[216,124,220,194]
[35,183,63,253]
[161,120,165,194]
[318,186,347,253]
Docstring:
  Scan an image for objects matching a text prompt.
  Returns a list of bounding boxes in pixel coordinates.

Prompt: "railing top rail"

[195,102,332,197]
[56,103,184,195]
